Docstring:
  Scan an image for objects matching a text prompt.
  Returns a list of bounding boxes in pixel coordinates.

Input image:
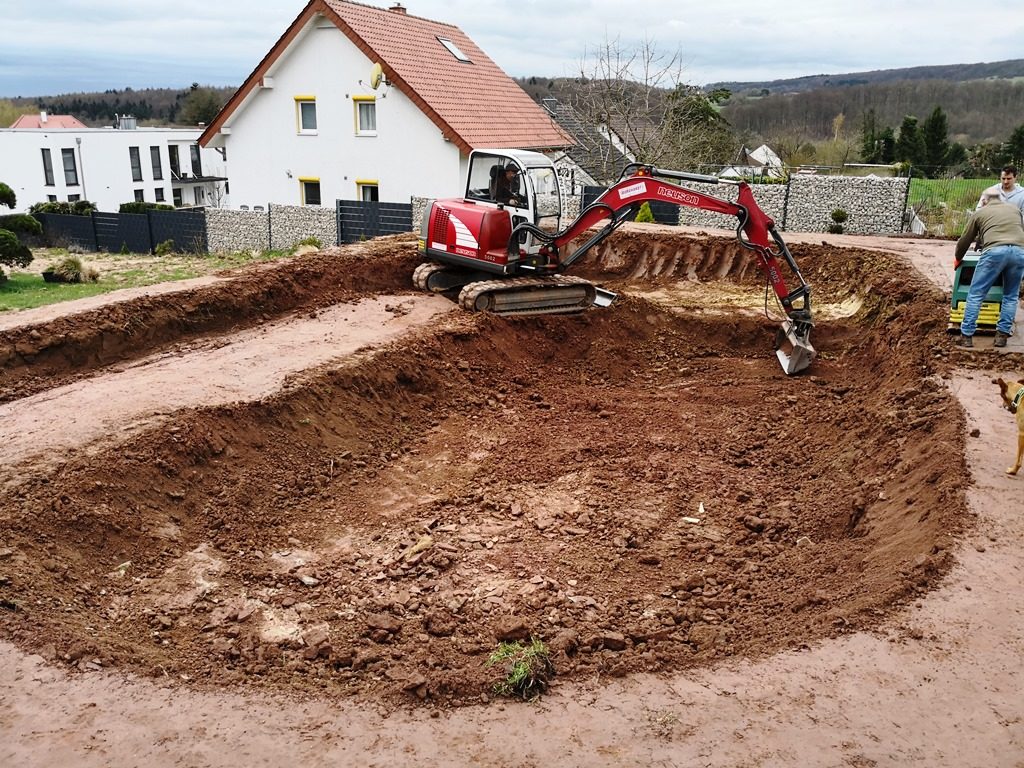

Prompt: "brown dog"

[996,377,1024,475]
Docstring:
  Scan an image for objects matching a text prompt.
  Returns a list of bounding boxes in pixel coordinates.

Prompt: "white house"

[0,115,228,213]
[199,0,571,209]
[721,144,785,180]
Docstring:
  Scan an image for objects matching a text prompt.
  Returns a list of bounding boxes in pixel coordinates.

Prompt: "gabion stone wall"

[268,204,337,251]
[676,183,788,231]
[205,209,270,253]
[785,175,909,234]
[411,196,430,231]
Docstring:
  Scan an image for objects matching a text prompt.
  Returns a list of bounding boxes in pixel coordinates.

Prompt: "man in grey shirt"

[976,165,1024,213]
[956,190,1024,348]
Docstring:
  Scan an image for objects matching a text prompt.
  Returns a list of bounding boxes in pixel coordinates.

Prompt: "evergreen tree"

[895,116,926,167]
[1005,124,1024,167]
[859,108,881,162]
[921,106,952,169]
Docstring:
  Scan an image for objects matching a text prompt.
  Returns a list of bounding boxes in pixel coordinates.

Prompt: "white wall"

[209,17,463,209]
[0,128,227,213]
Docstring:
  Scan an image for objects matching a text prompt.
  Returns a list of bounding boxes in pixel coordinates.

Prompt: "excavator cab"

[464,150,562,253]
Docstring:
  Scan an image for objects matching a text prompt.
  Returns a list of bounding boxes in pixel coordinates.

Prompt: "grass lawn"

[908,177,994,210]
[0,248,298,312]
[908,177,996,236]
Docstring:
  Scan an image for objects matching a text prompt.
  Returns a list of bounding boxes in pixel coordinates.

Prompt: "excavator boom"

[511,164,815,374]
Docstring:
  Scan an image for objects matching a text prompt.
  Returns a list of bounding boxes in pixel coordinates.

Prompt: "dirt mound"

[0,228,970,710]
[0,235,422,403]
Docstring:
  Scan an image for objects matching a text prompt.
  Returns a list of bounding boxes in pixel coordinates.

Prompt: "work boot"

[994,331,1009,348]
[956,334,973,348]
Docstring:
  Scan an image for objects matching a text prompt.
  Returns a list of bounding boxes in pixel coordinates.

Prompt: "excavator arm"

[508,164,815,374]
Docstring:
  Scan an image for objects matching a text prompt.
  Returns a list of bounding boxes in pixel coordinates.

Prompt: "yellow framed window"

[356,179,379,202]
[299,177,321,206]
[353,96,376,136]
[295,96,317,134]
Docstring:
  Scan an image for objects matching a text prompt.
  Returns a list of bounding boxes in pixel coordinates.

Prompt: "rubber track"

[459,276,595,316]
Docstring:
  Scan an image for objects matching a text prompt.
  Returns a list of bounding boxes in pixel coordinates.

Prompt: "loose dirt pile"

[0,227,971,710]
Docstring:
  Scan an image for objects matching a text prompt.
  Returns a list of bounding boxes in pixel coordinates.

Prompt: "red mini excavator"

[416,149,815,375]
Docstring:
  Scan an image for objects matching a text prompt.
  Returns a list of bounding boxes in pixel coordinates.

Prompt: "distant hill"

[516,59,1024,148]
[709,58,1024,95]
[5,85,236,127]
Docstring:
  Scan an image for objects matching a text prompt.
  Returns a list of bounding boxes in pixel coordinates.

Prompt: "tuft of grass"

[486,638,554,700]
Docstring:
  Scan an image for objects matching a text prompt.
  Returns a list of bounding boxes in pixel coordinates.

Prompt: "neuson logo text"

[656,187,700,206]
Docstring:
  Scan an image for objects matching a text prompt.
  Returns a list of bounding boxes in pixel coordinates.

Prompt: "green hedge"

[118,201,175,214]
[29,200,97,216]
[0,214,43,236]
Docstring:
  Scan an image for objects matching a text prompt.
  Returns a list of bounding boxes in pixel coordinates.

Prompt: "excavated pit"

[0,228,969,709]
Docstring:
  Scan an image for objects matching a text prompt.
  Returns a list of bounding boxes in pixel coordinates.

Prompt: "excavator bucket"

[593,287,617,307]
[775,319,816,375]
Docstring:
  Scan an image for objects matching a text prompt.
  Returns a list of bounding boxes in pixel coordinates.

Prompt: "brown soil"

[0,224,973,718]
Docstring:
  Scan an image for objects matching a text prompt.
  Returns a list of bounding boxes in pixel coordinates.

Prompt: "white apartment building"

[0,115,228,213]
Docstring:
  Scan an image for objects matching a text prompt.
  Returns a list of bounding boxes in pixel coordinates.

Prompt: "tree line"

[720,79,1024,146]
[3,84,233,128]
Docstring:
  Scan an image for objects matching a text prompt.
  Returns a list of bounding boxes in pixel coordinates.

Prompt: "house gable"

[201,0,570,154]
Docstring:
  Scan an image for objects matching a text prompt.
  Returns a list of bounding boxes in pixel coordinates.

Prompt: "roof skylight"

[437,37,471,63]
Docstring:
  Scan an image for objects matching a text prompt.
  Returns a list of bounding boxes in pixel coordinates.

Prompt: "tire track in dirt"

[0,295,452,482]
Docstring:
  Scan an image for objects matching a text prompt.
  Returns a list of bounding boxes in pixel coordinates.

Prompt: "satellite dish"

[369,62,383,90]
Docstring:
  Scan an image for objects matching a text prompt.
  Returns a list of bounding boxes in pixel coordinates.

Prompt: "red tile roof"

[10,114,87,129]
[200,0,571,155]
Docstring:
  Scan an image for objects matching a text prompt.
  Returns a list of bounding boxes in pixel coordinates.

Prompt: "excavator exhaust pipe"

[775,319,815,375]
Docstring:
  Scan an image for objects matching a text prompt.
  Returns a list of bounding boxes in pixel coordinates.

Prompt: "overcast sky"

[2,0,1022,97]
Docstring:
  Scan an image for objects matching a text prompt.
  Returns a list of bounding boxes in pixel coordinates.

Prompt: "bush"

[0,214,43,236]
[0,229,33,268]
[48,256,99,283]
[296,236,322,248]
[28,200,97,216]
[155,239,175,256]
[635,201,656,223]
[118,201,175,214]
[828,208,848,234]
[1,180,34,270]
[0,182,15,209]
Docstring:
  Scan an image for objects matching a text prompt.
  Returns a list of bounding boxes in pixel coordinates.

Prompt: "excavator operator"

[493,164,525,207]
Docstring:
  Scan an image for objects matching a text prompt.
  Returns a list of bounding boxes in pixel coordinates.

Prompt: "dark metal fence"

[336,200,413,244]
[35,210,209,253]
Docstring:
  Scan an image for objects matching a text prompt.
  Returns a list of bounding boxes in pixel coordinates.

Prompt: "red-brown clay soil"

[2,225,1023,766]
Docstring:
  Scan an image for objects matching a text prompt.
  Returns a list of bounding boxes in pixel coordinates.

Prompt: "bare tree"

[570,35,736,173]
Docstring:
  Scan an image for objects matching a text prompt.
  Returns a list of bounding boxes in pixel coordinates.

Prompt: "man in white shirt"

[977,165,1024,213]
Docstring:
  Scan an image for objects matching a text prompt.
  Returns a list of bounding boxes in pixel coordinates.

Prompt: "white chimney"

[39,111,47,124]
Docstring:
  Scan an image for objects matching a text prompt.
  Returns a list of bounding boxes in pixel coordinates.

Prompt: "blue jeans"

[961,244,1024,336]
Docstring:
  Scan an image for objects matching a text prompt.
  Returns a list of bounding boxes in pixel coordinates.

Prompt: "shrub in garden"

[635,201,656,223]
[828,208,848,234]
[48,256,100,283]
[155,239,176,256]
[0,214,43,236]
[118,201,175,214]
[28,200,97,216]
[0,181,33,274]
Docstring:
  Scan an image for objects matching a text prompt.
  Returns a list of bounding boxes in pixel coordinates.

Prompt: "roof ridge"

[323,0,459,31]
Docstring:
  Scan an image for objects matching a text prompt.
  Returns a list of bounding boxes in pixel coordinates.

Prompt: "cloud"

[1,0,1022,96]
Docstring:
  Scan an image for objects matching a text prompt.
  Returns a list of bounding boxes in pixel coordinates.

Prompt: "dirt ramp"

[0,271,968,710]
[0,235,422,403]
